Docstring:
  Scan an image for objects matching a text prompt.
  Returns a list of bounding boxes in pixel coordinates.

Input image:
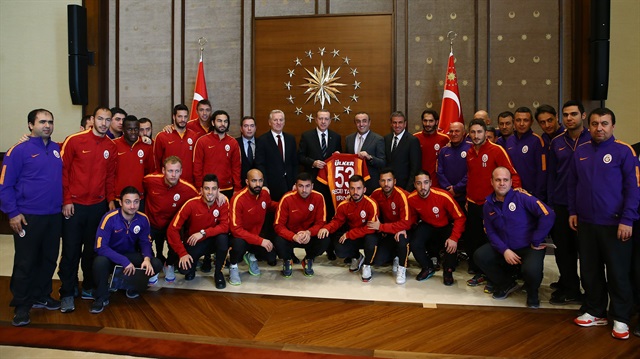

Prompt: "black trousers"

[465,202,487,273]
[411,222,458,270]
[93,252,163,302]
[273,236,329,261]
[632,219,640,310]
[151,226,177,266]
[577,222,633,324]
[332,232,393,265]
[175,234,230,275]
[550,205,581,296]
[10,213,62,309]
[229,237,276,264]
[475,243,545,299]
[59,201,108,297]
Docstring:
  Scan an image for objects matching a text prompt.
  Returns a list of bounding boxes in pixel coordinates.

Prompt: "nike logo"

[444,154,451,157]
[82,150,91,154]
[31,153,40,158]
[152,191,160,195]
[507,147,513,150]
[489,211,496,216]
[118,152,126,156]
[195,213,203,216]
[579,157,588,161]
[558,147,566,151]
[292,209,299,212]
[168,141,175,144]
[208,145,215,149]
[115,229,123,233]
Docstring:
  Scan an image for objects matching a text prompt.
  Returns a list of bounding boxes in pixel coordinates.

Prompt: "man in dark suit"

[255,109,298,202]
[345,112,385,194]
[236,116,258,187]
[298,109,342,180]
[384,111,422,192]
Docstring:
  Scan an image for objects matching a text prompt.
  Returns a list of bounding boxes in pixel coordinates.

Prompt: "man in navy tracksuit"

[569,108,640,340]
[0,109,63,326]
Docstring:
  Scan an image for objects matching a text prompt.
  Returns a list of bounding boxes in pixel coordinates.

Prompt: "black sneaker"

[201,259,212,273]
[185,272,196,281]
[126,289,140,299]
[90,299,109,314]
[282,259,293,278]
[214,271,226,289]
[550,281,560,289]
[416,267,436,281]
[12,307,30,327]
[326,251,337,261]
[32,296,61,310]
[492,282,521,300]
[527,297,540,309]
[302,258,314,277]
[549,292,582,305]
[443,268,454,286]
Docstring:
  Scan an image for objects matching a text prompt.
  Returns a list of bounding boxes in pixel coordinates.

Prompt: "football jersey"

[317,153,370,209]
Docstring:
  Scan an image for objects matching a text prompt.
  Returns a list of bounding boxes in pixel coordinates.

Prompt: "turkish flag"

[438,51,463,133]
[190,55,208,120]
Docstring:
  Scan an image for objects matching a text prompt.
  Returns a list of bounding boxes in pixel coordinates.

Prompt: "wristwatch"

[200,229,206,236]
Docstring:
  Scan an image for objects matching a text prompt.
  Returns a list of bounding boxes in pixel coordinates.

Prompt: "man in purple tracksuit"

[436,121,470,208]
[546,100,590,305]
[569,107,640,340]
[535,104,565,150]
[475,167,554,308]
[0,109,63,326]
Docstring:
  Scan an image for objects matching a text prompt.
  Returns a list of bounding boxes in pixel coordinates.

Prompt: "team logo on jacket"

[482,154,488,162]
[137,149,144,158]
[434,144,440,151]
[508,202,516,211]
[187,138,193,145]
[308,204,314,211]
[360,210,366,218]
[391,202,396,210]
[262,201,266,209]
[173,194,181,201]
[53,150,60,158]
[103,150,110,159]
[225,144,230,152]
[461,151,467,158]
[522,145,529,154]
[133,225,141,234]
[603,154,612,164]
[213,209,219,217]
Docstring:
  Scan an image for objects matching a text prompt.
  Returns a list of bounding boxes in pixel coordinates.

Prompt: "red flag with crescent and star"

[190,55,208,120]
[438,51,463,132]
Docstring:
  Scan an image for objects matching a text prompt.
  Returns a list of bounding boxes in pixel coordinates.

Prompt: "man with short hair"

[153,104,198,184]
[413,110,450,188]
[496,111,515,148]
[236,116,258,186]
[535,104,565,149]
[569,108,639,340]
[409,171,466,286]
[91,186,163,314]
[1,109,63,326]
[485,126,497,143]
[475,167,554,307]
[228,169,278,285]
[58,106,117,313]
[345,112,386,193]
[80,115,93,131]
[384,111,421,191]
[138,117,153,143]
[107,107,127,139]
[318,175,380,282]
[299,109,342,180]
[437,121,470,208]
[167,174,229,288]
[193,109,241,195]
[187,99,213,138]
[274,172,328,277]
[367,168,412,284]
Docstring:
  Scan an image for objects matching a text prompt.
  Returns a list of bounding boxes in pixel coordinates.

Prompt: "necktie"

[247,140,254,161]
[321,133,327,159]
[356,135,363,153]
[392,136,398,152]
[277,134,284,160]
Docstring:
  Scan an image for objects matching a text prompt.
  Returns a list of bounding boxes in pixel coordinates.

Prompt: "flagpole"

[198,36,207,60]
[447,31,457,54]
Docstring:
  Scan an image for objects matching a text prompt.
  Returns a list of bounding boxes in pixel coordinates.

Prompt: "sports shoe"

[243,253,261,276]
[392,256,399,273]
[612,320,629,339]
[443,268,454,286]
[215,271,226,289]
[396,266,406,285]
[164,265,176,282]
[484,282,495,294]
[549,291,582,305]
[81,289,93,300]
[302,258,314,277]
[60,296,75,313]
[126,289,140,299]
[550,281,560,289]
[12,307,30,327]
[228,264,241,285]
[633,325,640,337]
[326,250,337,261]
[457,251,469,262]
[431,257,441,271]
[33,296,61,310]
[361,264,372,282]
[90,299,109,314]
[282,259,293,278]
[185,271,196,281]
[292,254,301,264]
[200,258,212,273]
[527,295,540,309]
[466,273,487,287]
[148,274,159,285]
[492,282,521,300]
[349,253,364,272]
[574,313,608,327]
[416,267,436,281]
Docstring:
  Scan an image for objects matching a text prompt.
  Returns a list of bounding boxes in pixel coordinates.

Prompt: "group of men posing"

[1,100,639,340]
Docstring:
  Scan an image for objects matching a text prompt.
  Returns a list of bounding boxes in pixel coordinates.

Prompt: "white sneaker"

[612,320,630,340]
[148,273,158,285]
[396,266,406,285]
[361,264,372,282]
[164,265,176,282]
[228,264,241,286]
[349,253,364,272]
[392,256,399,273]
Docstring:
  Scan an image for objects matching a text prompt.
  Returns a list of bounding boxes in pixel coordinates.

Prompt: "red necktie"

[277,134,283,160]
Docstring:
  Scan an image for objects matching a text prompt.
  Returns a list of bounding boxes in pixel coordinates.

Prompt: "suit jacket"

[236,136,258,187]
[255,131,298,201]
[345,131,386,193]
[298,128,342,180]
[384,132,422,191]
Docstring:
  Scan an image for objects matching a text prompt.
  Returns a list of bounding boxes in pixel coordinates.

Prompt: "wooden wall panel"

[254,15,393,140]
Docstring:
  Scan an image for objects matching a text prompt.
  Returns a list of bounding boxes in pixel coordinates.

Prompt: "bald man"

[474,110,491,126]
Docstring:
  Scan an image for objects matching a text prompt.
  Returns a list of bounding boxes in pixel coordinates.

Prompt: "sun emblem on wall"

[284,47,362,122]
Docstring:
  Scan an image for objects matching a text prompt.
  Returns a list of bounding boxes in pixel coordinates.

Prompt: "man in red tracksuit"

[413,110,450,188]
[59,106,117,313]
[186,99,212,138]
[167,173,229,289]
[228,169,278,285]
[153,104,198,184]
[114,116,154,209]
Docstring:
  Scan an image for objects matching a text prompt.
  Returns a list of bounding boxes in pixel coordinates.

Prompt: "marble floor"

[0,234,577,310]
